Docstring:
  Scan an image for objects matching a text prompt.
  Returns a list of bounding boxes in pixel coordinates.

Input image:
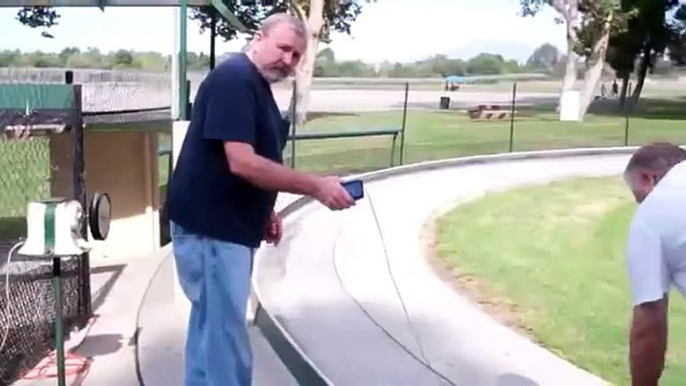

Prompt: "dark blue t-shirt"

[165,53,290,248]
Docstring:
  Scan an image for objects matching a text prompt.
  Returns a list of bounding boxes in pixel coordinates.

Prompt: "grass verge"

[429,175,686,385]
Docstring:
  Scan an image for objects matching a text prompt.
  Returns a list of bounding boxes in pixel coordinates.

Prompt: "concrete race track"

[256,150,634,386]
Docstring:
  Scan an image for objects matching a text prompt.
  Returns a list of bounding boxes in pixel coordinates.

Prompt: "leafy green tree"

[113,50,134,66]
[520,0,620,120]
[520,0,582,103]
[15,7,59,38]
[626,0,680,100]
[606,24,642,105]
[466,53,506,75]
[667,4,686,65]
[590,0,682,105]
[526,43,561,72]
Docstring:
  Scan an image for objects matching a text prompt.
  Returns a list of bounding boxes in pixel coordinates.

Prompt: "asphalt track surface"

[258,152,633,386]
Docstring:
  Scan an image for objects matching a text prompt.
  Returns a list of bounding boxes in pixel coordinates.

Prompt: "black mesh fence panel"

[0,123,85,384]
[0,256,80,386]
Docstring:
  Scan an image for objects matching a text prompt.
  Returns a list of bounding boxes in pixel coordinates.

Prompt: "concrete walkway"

[10,247,296,386]
[11,252,167,386]
[136,248,297,386]
[256,153,631,386]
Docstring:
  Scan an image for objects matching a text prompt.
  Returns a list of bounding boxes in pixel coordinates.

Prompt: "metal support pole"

[71,83,91,324]
[210,10,217,70]
[399,82,409,165]
[179,0,188,120]
[290,79,297,169]
[171,8,179,120]
[624,81,633,147]
[186,79,192,118]
[52,257,66,386]
[390,133,397,167]
[509,81,517,153]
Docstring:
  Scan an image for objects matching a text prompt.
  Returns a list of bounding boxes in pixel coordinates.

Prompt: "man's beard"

[263,67,292,83]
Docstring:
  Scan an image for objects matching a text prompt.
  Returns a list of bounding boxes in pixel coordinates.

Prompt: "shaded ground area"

[0,257,83,386]
[4,260,128,386]
[588,96,686,121]
[429,175,686,386]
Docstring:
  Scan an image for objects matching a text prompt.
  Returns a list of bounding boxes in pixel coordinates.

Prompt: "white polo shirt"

[626,160,686,306]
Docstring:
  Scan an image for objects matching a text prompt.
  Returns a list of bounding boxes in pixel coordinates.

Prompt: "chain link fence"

[278,80,686,176]
[153,75,686,231]
[0,134,85,386]
[0,138,50,242]
[0,257,81,386]
[0,67,206,114]
[0,79,90,385]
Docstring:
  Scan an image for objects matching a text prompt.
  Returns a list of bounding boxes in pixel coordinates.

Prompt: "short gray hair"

[259,12,308,41]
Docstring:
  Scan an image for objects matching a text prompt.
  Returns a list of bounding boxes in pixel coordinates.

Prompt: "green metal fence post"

[390,132,398,167]
[290,79,297,169]
[509,81,516,153]
[179,0,188,121]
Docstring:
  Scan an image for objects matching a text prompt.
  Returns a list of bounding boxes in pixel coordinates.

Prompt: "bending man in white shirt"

[623,142,686,386]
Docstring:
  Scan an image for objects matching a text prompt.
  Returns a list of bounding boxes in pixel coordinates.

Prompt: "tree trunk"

[558,36,579,111]
[556,0,580,115]
[631,45,651,102]
[289,0,325,127]
[562,40,578,91]
[578,12,613,120]
[619,74,629,107]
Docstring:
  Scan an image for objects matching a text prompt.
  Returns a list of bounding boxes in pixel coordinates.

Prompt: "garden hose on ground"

[333,189,457,386]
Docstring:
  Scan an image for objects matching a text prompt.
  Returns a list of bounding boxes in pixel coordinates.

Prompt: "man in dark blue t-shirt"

[165,12,355,386]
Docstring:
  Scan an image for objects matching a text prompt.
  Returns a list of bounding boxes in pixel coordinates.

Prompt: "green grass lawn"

[432,175,686,386]
[284,101,686,174]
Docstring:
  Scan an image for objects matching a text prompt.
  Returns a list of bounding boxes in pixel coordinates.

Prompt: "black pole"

[52,257,66,386]
[290,79,297,169]
[65,70,74,85]
[509,81,517,153]
[186,80,192,118]
[624,81,632,146]
[399,82,409,165]
[70,83,91,324]
[210,10,217,70]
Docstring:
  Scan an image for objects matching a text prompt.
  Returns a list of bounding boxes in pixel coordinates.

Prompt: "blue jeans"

[170,222,255,386]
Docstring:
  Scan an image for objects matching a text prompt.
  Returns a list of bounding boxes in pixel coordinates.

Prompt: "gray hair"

[259,12,308,41]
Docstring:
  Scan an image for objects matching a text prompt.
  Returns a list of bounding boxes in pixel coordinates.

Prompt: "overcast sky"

[0,0,567,63]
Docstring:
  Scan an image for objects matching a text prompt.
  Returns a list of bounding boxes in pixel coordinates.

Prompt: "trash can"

[439,96,450,110]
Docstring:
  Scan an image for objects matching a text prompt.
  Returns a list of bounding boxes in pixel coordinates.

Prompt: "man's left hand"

[264,211,283,246]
